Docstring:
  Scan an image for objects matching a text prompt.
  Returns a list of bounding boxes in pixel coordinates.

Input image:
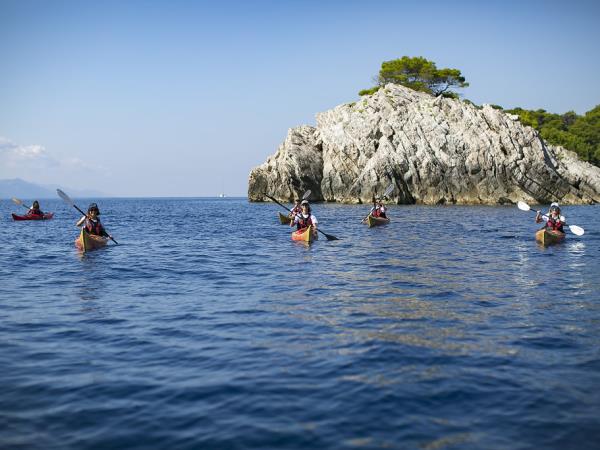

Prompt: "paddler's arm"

[76,215,86,227]
[535,211,543,223]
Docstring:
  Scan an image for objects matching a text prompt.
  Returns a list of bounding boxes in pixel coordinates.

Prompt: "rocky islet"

[248,84,600,205]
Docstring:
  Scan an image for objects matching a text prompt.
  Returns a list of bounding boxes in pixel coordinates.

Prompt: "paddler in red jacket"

[76,203,112,238]
[536,202,565,232]
[27,200,44,216]
[370,197,387,219]
[290,200,318,232]
[289,199,302,218]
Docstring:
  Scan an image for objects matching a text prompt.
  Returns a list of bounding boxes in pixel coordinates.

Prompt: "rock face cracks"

[248,85,600,204]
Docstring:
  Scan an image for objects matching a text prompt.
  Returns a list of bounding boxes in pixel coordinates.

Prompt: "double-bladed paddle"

[263,192,339,241]
[361,183,394,223]
[11,197,32,210]
[517,201,584,236]
[57,189,119,244]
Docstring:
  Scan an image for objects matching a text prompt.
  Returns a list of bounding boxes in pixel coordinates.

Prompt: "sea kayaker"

[289,199,302,218]
[76,203,112,238]
[370,197,387,219]
[291,200,318,232]
[27,200,44,216]
[536,202,565,232]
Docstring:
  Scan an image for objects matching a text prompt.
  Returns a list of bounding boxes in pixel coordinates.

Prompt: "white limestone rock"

[248,84,600,204]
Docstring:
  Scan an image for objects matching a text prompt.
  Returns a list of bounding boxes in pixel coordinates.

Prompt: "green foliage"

[358,86,381,96]
[441,91,459,99]
[506,105,600,167]
[363,56,469,97]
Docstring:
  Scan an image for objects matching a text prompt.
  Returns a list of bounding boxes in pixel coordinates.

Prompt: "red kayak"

[12,212,55,221]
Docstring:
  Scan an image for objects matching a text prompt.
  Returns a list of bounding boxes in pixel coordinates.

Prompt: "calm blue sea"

[1,198,599,449]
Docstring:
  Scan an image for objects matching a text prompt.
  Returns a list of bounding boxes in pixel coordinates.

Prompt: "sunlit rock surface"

[248,84,600,204]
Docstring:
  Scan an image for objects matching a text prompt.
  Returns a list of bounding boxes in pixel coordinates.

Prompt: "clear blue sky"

[1,0,599,197]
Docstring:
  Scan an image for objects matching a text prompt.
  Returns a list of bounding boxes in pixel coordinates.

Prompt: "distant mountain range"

[0,178,106,199]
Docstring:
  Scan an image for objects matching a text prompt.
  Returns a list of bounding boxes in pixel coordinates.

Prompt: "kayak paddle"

[263,192,339,241]
[57,189,119,244]
[11,197,32,210]
[517,201,584,236]
[382,183,395,199]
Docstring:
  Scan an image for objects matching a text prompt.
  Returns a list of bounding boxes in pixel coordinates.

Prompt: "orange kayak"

[535,228,565,246]
[366,214,390,228]
[291,225,318,243]
[75,228,109,252]
[278,212,293,225]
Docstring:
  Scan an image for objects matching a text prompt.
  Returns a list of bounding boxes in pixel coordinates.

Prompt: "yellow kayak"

[291,225,318,243]
[278,212,293,225]
[75,228,109,253]
[367,215,390,228]
[535,228,565,246]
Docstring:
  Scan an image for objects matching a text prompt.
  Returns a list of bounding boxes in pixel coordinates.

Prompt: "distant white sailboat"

[218,193,226,198]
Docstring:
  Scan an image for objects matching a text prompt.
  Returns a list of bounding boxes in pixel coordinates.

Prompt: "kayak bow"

[291,225,318,243]
[366,215,390,228]
[535,228,565,246]
[75,228,109,253]
[278,212,293,225]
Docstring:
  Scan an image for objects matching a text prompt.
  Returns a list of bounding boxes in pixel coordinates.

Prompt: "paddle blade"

[12,197,32,209]
[57,189,74,206]
[383,183,394,198]
[317,229,339,241]
[517,201,531,211]
[569,225,585,236]
[302,189,311,200]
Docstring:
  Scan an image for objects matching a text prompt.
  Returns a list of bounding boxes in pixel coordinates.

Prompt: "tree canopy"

[359,56,469,98]
[505,105,600,166]
[356,56,599,168]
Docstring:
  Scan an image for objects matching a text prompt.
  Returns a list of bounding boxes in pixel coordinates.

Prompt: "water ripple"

[0,199,599,449]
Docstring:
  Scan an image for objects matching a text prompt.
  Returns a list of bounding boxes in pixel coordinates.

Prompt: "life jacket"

[28,208,43,216]
[372,206,386,218]
[85,218,105,236]
[546,216,564,232]
[296,213,313,230]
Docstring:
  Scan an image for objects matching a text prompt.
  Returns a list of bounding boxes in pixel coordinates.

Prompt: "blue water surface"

[1,198,599,450]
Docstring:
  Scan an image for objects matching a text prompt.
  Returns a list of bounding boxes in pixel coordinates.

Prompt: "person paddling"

[76,203,113,238]
[289,199,302,218]
[27,200,44,216]
[536,202,565,233]
[370,197,387,219]
[291,200,318,233]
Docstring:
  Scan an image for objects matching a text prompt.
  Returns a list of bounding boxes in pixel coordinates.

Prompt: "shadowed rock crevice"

[248,85,600,204]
